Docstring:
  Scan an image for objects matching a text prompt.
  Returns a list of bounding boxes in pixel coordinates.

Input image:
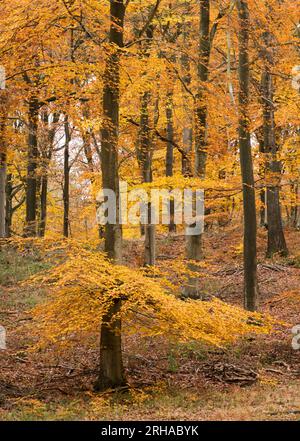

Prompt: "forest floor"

[0,225,300,421]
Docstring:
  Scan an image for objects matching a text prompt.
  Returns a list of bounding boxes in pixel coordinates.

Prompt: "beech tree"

[138,26,156,266]
[237,0,258,311]
[94,0,126,392]
[0,89,7,238]
[260,30,288,257]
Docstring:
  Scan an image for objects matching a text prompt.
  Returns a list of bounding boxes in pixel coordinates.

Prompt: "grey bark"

[24,96,39,237]
[38,112,59,237]
[166,90,176,233]
[184,0,211,298]
[95,0,126,392]
[63,115,70,238]
[5,173,12,237]
[0,92,7,238]
[260,32,288,257]
[180,5,193,177]
[137,26,156,266]
[237,0,259,311]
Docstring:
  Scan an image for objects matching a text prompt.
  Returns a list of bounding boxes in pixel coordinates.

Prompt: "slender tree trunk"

[256,129,267,227]
[181,5,193,177]
[5,173,12,237]
[38,112,59,237]
[0,91,7,238]
[194,0,210,179]
[144,205,156,265]
[186,0,210,258]
[0,155,6,238]
[165,94,174,178]
[38,111,49,237]
[260,32,288,257]
[260,188,266,227]
[0,136,6,238]
[165,90,176,233]
[182,127,193,176]
[184,0,210,298]
[237,0,258,311]
[39,175,47,237]
[137,26,156,266]
[24,96,39,237]
[63,115,70,238]
[290,183,299,228]
[81,103,104,239]
[139,89,156,266]
[95,0,126,392]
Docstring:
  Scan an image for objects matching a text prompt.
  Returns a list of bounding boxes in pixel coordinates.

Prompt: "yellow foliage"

[17,239,276,351]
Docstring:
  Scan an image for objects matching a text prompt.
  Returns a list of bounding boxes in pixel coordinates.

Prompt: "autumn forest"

[0,0,300,423]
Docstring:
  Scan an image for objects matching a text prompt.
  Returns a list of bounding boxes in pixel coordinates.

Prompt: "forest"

[0,0,300,423]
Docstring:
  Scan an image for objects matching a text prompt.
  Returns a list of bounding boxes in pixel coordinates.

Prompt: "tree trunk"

[182,127,193,177]
[0,155,5,238]
[194,0,210,179]
[237,0,258,311]
[63,115,70,238]
[290,183,299,229]
[98,299,124,391]
[260,32,288,257]
[39,174,47,237]
[5,173,12,237]
[0,92,7,238]
[24,96,39,237]
[39,112,59,237]
[137,26,156,266]
[139,89,156,266]
[181,4,193,177]
[165,90,176,233]
[260,187,266,227]
[256,128,267,227]
[144,203,156,266]
[0,153,6,239]
[95,0,126,392]
[184,0,210,297]
[266,183,288,257]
